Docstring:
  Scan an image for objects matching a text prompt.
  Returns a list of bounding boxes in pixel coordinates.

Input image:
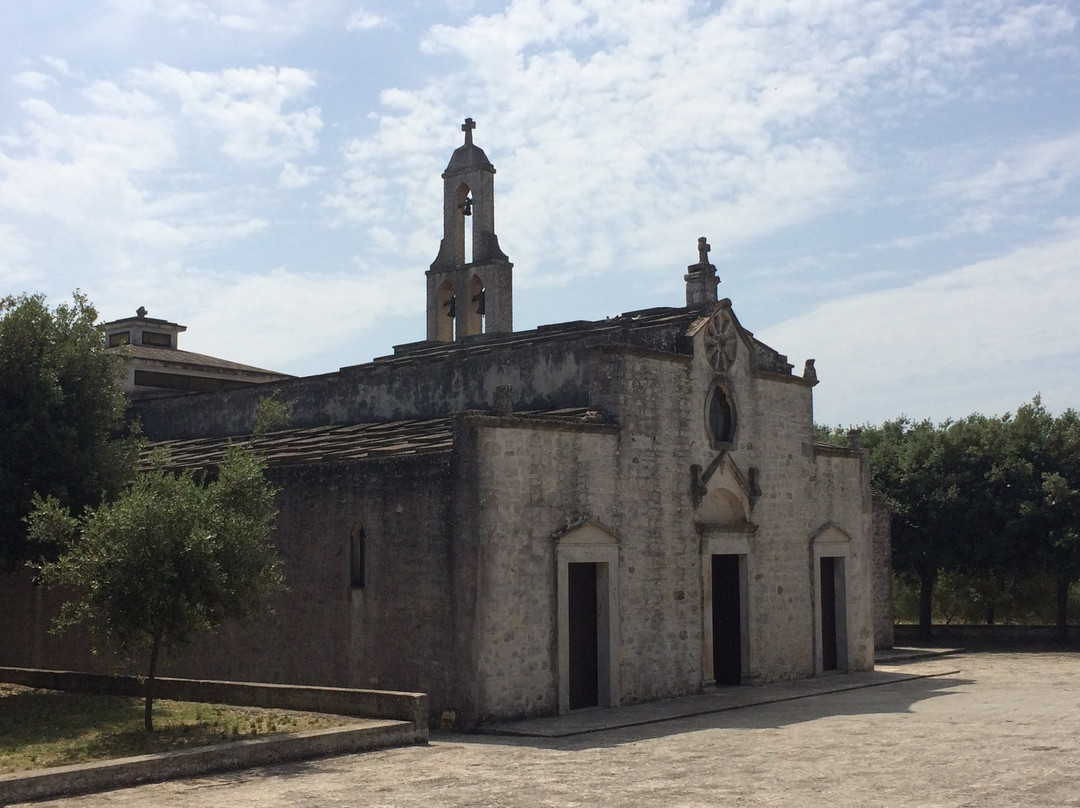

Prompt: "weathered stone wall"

[809,448,876,671]
[464,348,710,722]
[450,345,709,722]
[0,574,99,671]
[155,454,457,694]
[722,364,818,683]
[680,318,874,685]
[0,667,428,725]
[128,343,587,440]
[130,316,694,441]
[600,349,703,704]
[453,328,876,722]
[1,303,878,726]
[465,418,618,721]
[0,453,458,715]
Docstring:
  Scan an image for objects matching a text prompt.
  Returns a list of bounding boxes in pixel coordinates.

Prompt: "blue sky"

[2,0,1078,426]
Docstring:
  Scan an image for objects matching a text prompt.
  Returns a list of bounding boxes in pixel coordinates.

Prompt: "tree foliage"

[1004,400,1080,632]
[846,397,1080,638]
[29,444,285,731]
[252,395,294,435]
[861,418,961,636]
[0,292,137,571]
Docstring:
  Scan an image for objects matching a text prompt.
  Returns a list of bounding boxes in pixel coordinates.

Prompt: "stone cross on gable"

[685,235,720,306]
[462,117,476,146]
[697,236,711,265]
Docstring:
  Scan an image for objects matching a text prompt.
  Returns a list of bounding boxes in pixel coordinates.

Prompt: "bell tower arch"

[427,118,514,342]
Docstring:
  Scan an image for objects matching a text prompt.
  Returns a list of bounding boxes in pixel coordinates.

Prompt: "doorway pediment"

[694,452,755,528]
[554,518,619,547]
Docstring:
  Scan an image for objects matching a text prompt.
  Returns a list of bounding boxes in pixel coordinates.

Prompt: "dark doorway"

[711,554,742,686]
[568,562,599,709]
[820,557,838,671]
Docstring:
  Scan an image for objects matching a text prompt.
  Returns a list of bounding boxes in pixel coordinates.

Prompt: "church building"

[1,120,875,727]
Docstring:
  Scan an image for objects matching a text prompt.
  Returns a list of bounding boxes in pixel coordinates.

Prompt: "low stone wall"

[893,624,1071,644]
[0,667,428,727]
[0,667,429,804]
[0,721,419,805]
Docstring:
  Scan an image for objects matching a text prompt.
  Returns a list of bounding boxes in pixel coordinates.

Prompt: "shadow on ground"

[436,670,975,751]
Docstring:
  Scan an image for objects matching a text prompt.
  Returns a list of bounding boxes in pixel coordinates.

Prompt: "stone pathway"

[484,650,960,737]
[12,650,1080,808]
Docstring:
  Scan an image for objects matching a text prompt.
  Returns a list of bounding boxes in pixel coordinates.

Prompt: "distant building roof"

[102,308,292,398]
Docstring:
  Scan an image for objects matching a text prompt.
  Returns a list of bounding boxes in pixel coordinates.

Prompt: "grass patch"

[0,684,357,774]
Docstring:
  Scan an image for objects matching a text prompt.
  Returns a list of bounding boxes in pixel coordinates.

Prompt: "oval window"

[708,387,735,444]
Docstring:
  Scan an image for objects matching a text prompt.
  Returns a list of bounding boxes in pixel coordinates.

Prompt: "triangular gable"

[686,299,755,375]
[553,518,619,546]
[811,522,854,547]
[687,299,794,377]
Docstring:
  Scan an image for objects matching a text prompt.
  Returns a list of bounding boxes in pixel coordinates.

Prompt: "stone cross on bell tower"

[427,118,514,342]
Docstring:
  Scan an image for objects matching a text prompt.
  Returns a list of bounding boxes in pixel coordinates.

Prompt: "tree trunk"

[917,565,936,641]
[1057,576,1071,644]
[145,635,162,733]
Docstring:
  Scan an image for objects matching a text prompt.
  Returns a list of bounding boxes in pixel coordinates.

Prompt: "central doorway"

[712,554,742,686]
[568,562,599,709]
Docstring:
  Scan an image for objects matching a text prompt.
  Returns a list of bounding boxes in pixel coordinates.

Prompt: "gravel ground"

[14,650,1080,808]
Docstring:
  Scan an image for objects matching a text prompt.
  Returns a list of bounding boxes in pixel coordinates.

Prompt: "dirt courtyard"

[14,650,1080,808]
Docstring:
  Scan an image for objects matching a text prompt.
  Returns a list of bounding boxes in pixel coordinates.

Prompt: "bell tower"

[427,118,513,342]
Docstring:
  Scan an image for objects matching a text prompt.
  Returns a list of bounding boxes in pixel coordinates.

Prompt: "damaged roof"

[147,407,610,470]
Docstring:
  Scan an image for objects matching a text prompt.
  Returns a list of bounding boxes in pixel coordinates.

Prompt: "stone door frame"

[556,523,620,715]
[811,525,852,675]
[700,532,752,687]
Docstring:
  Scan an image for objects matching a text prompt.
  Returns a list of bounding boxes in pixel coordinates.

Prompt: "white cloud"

[5,0,1077,405]
[131,64,322,164]
[345,8,388,31]
[40,56,76,78]
[0,88,179,241]
[325,0,1076,295]
[0,61,318,293]
[0,224,40,288]
[941,132,1080,233]
[278,161,324,189]
[107,0,339,35]
[99,266,421,370]
[12,72,58,92]
[758,230,1080,425]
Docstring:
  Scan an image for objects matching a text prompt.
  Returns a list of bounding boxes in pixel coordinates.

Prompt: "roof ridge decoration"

[685,235,720,308]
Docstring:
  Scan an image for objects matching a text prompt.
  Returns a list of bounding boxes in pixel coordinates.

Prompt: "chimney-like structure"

[684,236,719,308]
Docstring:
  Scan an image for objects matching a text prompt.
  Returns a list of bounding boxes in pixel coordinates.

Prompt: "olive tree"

[29,444,285,731]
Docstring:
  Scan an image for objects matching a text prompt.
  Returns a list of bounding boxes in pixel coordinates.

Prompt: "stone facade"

[0,121,877,727]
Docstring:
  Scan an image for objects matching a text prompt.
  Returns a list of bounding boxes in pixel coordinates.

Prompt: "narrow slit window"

[350,524,366,588]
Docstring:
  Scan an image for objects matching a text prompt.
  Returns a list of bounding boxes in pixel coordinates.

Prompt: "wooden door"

[568,562,599,709]
[712,554,742,686]
[820,557,838,671]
